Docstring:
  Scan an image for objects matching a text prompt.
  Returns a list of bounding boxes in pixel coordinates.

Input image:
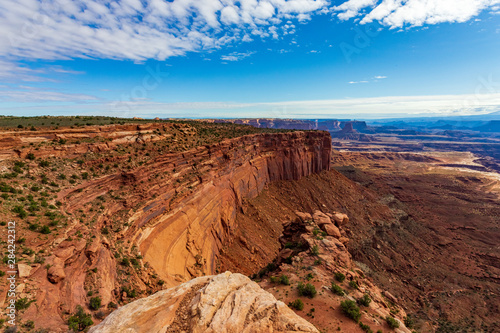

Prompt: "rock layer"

[89,272,319,333]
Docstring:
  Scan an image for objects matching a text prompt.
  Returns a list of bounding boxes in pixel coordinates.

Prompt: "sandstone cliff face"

[20,131,330,330]
[89,272,319,333]
[133,132,331,285]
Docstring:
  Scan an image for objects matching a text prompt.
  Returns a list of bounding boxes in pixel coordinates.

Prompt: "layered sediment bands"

[61,131,331,286]
[133,131,331,285]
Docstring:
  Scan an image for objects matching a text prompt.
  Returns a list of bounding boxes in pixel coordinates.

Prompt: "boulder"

[47,261,66,284]
[331,212,349,226]
[90,272,319,333]
[312,210,331,226]
[321,224,341,238]
[18,264,32,278]
[295,211,312,222]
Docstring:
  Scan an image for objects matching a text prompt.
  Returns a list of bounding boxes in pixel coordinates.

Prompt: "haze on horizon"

[1,0,500,119]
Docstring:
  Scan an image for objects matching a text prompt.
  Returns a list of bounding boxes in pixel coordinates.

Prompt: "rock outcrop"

[89,272,319,333]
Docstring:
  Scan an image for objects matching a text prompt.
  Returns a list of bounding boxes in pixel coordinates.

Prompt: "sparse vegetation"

[385,316,400,329]
[357,294,371,307]
[68,305,93,331]
[297,282,317,298]
[335,272,346,282]
[89,296,102,310]
[331,283,344,296]
[289,299,304,311]
[340,300,361,322]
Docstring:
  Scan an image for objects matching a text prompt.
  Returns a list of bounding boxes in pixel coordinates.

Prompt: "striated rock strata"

[89,272,319,333]
[22,131,330,329]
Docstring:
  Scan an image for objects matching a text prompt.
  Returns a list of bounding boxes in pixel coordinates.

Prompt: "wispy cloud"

[0,85,97,102]
[374,75,387,79]
[221,51,255,62]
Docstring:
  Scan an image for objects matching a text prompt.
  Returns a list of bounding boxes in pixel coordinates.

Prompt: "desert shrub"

[121,258,130,266]
[39,160,49,167]
[340,300,361,322]
[331,283,344,296]
[289,299,304,311]
[89,296,101,310]
[26,153,35,160]
[15,297,33,311]
[357,294,372,307]
[297,282,317,298]
[107,302,117,309]
[310,245,319,256]
[313,258,322,266]
[359,322,373,333]
[404,315,414,328]
[280,275,290,285]
[68,305,93,331]
[12,205,27,219]
[101,227,109,235]
[386,316,400,329]
[81,172,89,179]
[334,272,346,282]
[306,272,314,281]
[349,280,359,289]
[40,225,51,234]
[24,320,35,329]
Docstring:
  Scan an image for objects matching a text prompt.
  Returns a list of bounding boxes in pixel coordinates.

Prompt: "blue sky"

[1,0,500,119]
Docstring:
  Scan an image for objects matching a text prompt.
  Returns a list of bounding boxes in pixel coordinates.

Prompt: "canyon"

[0,118,498,332]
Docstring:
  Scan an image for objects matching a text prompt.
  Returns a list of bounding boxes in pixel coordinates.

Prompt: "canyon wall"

[132,131,332,285]
[23,131,330,330]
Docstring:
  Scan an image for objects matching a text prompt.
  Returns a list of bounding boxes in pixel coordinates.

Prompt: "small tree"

[68,305,93,331]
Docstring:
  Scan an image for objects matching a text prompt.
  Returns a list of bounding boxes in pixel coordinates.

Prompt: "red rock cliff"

[24,131,330,330]
[132,131,331,285]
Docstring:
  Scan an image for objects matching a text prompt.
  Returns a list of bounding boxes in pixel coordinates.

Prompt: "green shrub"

[121,258,130,266]
[26,153,35,160]
[306,272,314,281]
[357,294,372,307]
[297,282,317,298]
[39,160,50,167]
[349,280,359,289]
[335,272,346,282]
[89,296,102,310]
[280,274,290,285]
[331,283,344,296]
[340,300,361,322]
[310,245,319,256]
[404,315,414,328]
[289,299,304,311]
[386,316,400,329]
[68,305,93,331]
[359,322,373,333]
[12,205,27,219]
[40,225,51,234]
[15,297,33,311]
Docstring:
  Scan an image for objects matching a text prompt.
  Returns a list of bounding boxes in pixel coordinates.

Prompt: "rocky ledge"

[89,271,319,333]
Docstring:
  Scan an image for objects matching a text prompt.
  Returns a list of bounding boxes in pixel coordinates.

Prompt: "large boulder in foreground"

[90,272,318,333]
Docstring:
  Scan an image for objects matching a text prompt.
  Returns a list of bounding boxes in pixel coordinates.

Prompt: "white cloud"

[374,75,387,79]
[221,51,255,61]
[0,0,329,63]
[335,0,500,28]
